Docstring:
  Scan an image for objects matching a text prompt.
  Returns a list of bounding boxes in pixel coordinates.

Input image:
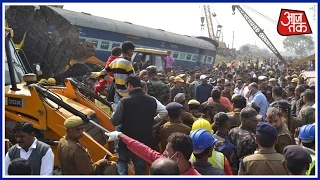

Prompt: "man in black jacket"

[111,74,167,175]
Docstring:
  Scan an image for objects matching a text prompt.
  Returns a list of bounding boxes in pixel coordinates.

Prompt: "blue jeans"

[117,147,146,175]
[113,93,122,152]
[112,92,121,109]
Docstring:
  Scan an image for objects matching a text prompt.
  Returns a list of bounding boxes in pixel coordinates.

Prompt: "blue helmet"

[189,128,217,153]
[298,124,315,142]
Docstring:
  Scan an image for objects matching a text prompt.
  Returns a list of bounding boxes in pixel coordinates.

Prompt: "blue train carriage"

[49,6,218,70]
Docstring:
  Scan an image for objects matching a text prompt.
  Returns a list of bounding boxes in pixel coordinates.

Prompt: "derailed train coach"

[49,6,218,69]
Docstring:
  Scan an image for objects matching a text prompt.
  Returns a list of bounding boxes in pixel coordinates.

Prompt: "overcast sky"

[19,3,310,52]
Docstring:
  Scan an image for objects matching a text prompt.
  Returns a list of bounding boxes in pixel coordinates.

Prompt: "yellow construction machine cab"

[132,48,167,72]
[4,30,117,170]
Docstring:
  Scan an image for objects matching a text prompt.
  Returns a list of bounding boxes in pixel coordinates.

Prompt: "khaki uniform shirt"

[275,123,292,154]
[58,137,102,175]
[282,116,303,141]
[159,122,191,152]
[238,148,288,175]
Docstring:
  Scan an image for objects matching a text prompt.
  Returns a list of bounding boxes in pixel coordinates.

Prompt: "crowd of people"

[5,41,316,176]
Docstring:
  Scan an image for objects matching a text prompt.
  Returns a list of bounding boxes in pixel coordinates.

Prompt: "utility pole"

[232,31,234,49]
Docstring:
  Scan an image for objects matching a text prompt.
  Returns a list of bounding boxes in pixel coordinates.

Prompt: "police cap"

[64,116,83,129]
[283,145,312,165]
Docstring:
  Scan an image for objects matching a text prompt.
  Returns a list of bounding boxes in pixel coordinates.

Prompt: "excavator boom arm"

[232,5,288,65]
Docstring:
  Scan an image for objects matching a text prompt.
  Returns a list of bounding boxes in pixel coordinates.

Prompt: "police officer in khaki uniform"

[58,116,117,175]
[266,107,292,154]
[238,122,288,175]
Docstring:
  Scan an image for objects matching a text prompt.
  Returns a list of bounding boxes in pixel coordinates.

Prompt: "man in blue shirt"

[195,75,213,104]
[247,82,269,120]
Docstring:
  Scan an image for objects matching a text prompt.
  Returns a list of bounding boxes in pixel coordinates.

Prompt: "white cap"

[200,75,207,80]
[258,76,267,81]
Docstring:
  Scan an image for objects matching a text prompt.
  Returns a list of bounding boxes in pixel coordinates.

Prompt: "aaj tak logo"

[277,9,313,36]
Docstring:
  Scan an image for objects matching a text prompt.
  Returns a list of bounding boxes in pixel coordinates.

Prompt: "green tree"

[283,35,315,57]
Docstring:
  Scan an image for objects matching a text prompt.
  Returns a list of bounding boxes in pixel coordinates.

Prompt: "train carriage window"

[179,53,186,59]
[173,52,179,59]
[89,39,98,48]
[186,54,192,60]
[112,42,121,49]
[192,55,198,61]
[79,38,86,42]
[101,41,110,50]
[207,56,212,64]
[203,56,207,63]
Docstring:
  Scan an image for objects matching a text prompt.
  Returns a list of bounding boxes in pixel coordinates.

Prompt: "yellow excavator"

[4,29,120,173]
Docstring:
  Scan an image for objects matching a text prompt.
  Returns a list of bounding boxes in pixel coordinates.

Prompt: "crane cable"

[210,6,221,26]
[242,6,284,44]
[243,5,277,25]
[243,5,314,45]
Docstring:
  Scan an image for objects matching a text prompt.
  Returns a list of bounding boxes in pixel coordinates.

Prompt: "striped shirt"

[106,57,134,97]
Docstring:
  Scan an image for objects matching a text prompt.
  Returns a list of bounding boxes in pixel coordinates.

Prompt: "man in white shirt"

[5,122,54,175]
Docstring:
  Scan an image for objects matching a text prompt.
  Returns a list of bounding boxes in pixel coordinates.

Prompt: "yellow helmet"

[232,94,239,100]
[291,78,299,83]
[39,78,47,84]
[191,118,213,134]
[47,78,56,85]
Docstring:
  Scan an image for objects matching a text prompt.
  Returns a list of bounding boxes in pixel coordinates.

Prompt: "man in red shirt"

[106,131,201,175]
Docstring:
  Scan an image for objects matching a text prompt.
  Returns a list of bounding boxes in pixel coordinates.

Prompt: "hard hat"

[174,76,184,83]
[189,128,217,154]
[178,74,186,78]
[47,78,56,85]
[291,78,299,83]
[191,118,213,134]
[292,74,298,78]
[232,94,239,100]
[39,78,48,84]
[298,124,315,142]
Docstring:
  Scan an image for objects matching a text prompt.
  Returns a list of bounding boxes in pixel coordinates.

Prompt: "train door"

[198,49,206,67]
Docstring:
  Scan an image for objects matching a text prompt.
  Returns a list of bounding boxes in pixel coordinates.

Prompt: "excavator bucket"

[5,5,96,81]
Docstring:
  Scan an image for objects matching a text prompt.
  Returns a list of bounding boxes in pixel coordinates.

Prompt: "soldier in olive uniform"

[146,66,171,105]
[228,107,259,175]
[238,123,288,175]
[58,116,117,175]
[298,89,315,125]
[266,107,292,154]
